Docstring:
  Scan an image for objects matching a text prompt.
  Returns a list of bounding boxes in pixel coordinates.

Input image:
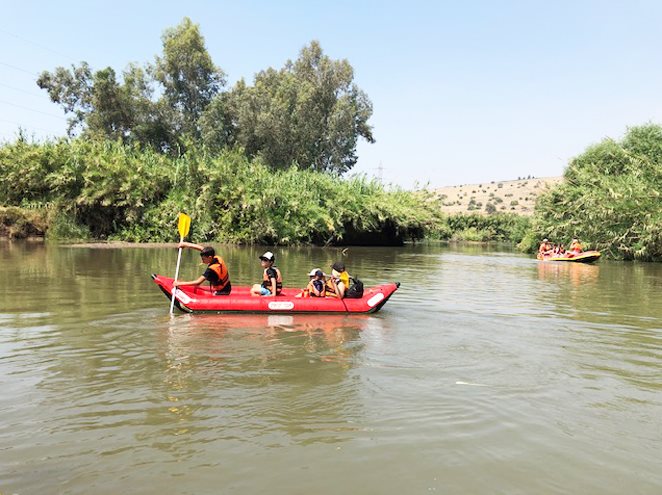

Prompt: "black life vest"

[261,266,283,294]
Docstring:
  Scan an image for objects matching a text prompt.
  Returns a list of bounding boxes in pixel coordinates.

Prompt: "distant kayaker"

[172,242,231,295]
[569,238,583,253]
[326,261,350,298]
[538,238,553,256]
[250,251,282,296]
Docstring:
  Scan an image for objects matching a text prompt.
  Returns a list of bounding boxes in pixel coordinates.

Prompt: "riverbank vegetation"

[0,138,444,244]
[430,213,531,243]
[520,124,662,261]
[0,135,532,245]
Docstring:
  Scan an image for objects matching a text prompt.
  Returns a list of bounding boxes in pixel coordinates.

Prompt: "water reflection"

[536,261,600,287]
[155,313,377,447]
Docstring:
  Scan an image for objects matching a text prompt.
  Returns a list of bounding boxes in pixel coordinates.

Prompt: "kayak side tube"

[152,274,400,314]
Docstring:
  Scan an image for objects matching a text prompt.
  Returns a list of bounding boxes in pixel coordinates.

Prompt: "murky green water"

[1,241,661,494]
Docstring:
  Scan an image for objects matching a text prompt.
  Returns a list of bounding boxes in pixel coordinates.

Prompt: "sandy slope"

[435,176,563,216]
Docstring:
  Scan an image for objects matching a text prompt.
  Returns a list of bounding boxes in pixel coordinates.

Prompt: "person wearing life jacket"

[569,238,583,253]
[172,242,231,295]
[326,261,350,298]
[306,268,326,297]
[538,238,553,256]
[250,251,283,296]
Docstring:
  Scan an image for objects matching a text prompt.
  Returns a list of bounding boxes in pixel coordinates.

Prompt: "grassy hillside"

[435,177,562,216]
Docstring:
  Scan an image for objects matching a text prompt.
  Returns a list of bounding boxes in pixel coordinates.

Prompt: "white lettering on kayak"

[174,289,191,305]
[367,293,384,307]
[268,301,295,311]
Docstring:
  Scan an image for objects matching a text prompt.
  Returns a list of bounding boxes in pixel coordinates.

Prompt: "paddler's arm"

[178,241,204,252]
[173,276,206,288]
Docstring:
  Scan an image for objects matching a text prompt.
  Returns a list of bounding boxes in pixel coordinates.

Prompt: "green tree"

[154,17,225,140]
[223,41,374,173]
[37,18,224,151]
[35,22,374,171]
[199,92,237,152]
[36,62,94,136]
[37,62,168,147]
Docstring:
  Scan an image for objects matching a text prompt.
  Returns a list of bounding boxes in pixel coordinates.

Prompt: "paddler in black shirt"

[172,242,231,295]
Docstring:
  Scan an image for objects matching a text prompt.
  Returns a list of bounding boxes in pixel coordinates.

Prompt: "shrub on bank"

[0,206,49,238]
[435,213,530,243]
[0,138,443,245]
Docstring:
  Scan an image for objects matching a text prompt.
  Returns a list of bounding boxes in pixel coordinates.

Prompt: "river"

[1,242,660,494]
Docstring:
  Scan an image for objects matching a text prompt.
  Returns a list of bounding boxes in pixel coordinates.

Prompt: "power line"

[0,118,62,134]
[0,28,77,63]
[0,61,39,77]
[0,82,49,99]
[0,99,66,120]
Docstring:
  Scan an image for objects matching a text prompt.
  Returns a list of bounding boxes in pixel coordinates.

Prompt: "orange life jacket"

[208,256,230,292]
[570,241,582,252]
[539,242,552,253]
[325,270,350,296]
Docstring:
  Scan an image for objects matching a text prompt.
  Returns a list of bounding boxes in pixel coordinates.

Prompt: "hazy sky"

[2,1,662,187]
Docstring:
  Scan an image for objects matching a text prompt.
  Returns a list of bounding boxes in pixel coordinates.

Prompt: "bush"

[0,206,48,238]
[0,138,444,245]
[441,213,531,243]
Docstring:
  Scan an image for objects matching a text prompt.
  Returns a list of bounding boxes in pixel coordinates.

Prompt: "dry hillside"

[435,176,563,216]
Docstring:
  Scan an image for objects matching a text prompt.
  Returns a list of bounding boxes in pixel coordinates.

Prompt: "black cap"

[331,261,345,272]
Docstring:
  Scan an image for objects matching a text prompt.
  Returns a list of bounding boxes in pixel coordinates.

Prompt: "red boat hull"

[152,275,400,314]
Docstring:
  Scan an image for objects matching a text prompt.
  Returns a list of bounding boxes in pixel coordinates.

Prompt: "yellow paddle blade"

[177,213,191,240]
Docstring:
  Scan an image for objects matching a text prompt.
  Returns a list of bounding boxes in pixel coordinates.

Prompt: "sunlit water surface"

[1,242,660,494]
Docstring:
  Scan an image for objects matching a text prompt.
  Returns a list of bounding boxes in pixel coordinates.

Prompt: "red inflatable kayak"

[537,250,601,263]
[152,274,400,314]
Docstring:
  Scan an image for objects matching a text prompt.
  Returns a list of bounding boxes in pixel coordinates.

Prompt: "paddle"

[169,213,191,314]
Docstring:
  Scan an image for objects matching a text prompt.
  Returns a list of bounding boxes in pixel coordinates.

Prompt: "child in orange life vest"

[306,269,326,297]
[172,242,231,295]
[250,251,282,297]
